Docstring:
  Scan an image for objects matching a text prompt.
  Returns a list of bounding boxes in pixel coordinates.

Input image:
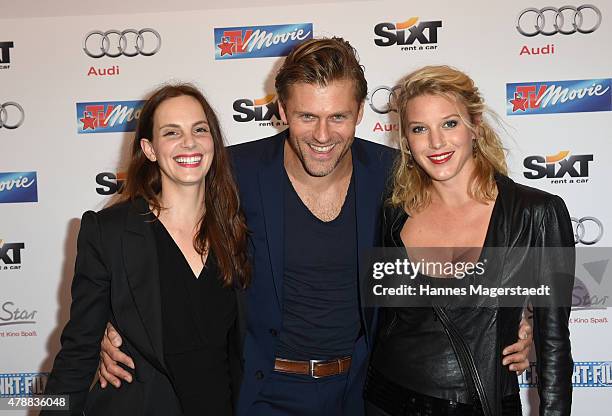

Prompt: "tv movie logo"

[374,17,442,51]
[0,373,47,396]
[519,361,612,388]
[77,101,144,134]
[0,172,38,204]
[214,23,312,60]
[523,151,593,184]
[233,94,287,127]
[0,41,14,70]
[0,240,25,270]
[96,172,126,195]
[507,79,611,115]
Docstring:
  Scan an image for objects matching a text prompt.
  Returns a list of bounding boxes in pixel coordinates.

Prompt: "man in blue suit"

[97,37,532,415]
[227,38,396,415]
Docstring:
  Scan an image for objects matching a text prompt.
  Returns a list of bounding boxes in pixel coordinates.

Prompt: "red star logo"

[80,112,97,130]
[218,39,235,56]
[509,92,528,112]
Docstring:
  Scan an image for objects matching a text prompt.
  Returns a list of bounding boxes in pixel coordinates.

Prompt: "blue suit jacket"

[229,130,396,415]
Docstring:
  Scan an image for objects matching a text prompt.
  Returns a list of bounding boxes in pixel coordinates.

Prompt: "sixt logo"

[233,94,287,127]
[0,41,14,70]
[0,373,47,397]
[214,23,313,60]
[507,78,612,115]
[374,17,442,50]
[77,100,144,134]
[0,172,38,204]
[0,239,25,270]
[523,151,593,184]
[519,361,612,388]
[96,172,126,195]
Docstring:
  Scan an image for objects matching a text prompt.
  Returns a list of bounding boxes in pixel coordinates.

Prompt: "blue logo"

[0,172,38,204]
[214,23,313,60]
[520,361,612,388]
[0,373,48,397]
[76,100,144,134]
[506,78,612,115]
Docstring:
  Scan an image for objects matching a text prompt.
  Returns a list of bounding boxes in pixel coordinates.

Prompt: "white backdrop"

[1,1,611,414]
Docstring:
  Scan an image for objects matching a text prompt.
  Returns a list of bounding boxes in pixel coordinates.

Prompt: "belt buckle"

[309,359,327,378]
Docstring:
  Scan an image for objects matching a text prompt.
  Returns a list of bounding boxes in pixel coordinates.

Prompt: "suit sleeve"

[532,195,575,416]
[42,211,112,416]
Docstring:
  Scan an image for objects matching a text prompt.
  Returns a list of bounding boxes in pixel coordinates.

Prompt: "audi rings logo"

[0,102,24,129]
[368,86,399,114]
[572,216,604,245]
[517,5,602,37]
[83,29,162,58]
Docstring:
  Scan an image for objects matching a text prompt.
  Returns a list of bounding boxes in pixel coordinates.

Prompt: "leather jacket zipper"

[433,305,493,416]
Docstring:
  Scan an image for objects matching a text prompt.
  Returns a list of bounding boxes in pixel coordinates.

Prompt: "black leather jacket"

[370,174,574,415]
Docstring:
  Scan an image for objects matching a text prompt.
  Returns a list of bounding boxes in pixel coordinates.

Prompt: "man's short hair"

[275,37,367,105]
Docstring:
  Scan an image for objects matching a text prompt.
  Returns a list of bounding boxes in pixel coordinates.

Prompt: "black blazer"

[373,174,574,415]
[43,197,245,416]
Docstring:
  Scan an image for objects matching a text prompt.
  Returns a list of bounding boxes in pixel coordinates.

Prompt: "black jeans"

[365,397,522,416]
[364,367,522,416]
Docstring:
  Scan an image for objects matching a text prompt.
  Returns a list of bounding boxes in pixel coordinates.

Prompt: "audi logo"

[368,85,399,115]
[572,216,604,245]
[83,28,162,58]
[0,102,25,129]
[517,5,602,37]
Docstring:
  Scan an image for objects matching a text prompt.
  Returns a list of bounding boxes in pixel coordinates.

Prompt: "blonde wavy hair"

[390,65,508,213]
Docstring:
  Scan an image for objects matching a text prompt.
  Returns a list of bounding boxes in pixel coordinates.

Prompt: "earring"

[472,138,478,157]
[406,150,414,168]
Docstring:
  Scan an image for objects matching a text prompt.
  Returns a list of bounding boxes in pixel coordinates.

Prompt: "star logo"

[218,38,235,56]
[509,92,528,112]
[80,112,97,130]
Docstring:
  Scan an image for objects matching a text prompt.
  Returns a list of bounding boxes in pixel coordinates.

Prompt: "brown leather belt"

[274,356,352,378]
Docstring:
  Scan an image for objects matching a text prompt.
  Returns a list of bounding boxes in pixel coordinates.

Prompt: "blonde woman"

[364,66,574,416]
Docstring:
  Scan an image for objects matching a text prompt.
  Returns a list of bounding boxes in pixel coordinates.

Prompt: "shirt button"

[269,329,278,337]
[255,370,264,380]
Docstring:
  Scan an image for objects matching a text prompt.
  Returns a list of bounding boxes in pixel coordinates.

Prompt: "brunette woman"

[43,84,250,416]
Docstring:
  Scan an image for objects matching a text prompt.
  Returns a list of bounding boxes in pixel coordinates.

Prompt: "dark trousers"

[248,370,350,416]
[365,395,522,416]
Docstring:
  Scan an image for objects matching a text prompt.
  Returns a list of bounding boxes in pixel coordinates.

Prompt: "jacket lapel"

[121,198,166,370]
[257,133,286,310]
[352,140,380,344]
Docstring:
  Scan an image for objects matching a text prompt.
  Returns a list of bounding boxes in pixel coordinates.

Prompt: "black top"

[276,170,361,360]
[369,203,500,404]
[153,218,236,416]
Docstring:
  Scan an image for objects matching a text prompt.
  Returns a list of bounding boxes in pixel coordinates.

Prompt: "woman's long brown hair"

[118,84,250,288]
